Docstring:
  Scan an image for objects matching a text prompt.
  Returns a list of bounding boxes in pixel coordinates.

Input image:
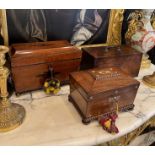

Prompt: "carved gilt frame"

[0,9,8,46]
[0,9,125,47]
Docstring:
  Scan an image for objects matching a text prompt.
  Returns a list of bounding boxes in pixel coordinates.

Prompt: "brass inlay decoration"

[0,46,26,132]
[89,68,121,80]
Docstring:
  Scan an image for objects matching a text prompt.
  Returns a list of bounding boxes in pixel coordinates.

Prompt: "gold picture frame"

[0,9,125,48]
[0,9,9,46]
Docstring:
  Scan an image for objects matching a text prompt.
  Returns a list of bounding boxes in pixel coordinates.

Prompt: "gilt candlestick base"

[0,46,26,132]
[141,54,151,69]
[142,71,155,88]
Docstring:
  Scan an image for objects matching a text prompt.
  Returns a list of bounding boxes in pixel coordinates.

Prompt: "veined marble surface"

[0,65,155,146]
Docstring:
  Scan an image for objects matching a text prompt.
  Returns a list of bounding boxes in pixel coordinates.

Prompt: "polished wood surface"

[11,40,81,67]
[69,67,140,124]
[81,45,142,77]
[10,40,82,93]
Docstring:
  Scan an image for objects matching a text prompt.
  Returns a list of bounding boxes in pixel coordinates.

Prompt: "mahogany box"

[69,67,140,124]
[81,45,142,77]
[10,40,82,94]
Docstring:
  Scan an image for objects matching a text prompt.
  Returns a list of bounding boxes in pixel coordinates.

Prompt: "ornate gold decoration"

[0,45,26,132]
[0,10,9,46]
[79,9,125,49]
[100,115,155,146]
[125,10,152,69]
[142,71,155,88]
[80,9,125,49]
[141,55,151,69]
[78,43,108,50]
[125,10,144,44]
[151,10,155,30]
[0,9,124,49]
[79,9,124,49]
[107,9,125,46]
[0,11,2,34]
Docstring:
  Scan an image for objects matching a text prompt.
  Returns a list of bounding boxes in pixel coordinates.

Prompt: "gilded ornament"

[107,9,125,46]
[125,10,155,69]
[150,10,155,30]
[125,10,144,44]
[0,10,9,46]
[142,72,155,88]
[0,45,26,132]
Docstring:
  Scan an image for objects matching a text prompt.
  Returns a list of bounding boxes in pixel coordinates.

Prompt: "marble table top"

[0,65,155,146]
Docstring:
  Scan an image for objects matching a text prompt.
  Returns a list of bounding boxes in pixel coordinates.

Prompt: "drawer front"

[12,59,81,93]
[86,85,139,117]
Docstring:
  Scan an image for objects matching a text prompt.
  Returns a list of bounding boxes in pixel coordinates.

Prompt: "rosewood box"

[69,67,140,124]
[10,40,82,94]
[81,45,142,77]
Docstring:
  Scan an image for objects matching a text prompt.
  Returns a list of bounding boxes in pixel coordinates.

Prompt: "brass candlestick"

[143,71,155,88]
[0,45,25,132]
[141,54,151,69]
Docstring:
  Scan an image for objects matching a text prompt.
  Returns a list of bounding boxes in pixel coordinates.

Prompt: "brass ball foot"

[0,103,26,132]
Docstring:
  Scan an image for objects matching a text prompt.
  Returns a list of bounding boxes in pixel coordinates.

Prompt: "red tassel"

[99,113,119,134]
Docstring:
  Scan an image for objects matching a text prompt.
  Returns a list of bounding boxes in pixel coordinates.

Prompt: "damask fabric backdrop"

[6,9,134,45]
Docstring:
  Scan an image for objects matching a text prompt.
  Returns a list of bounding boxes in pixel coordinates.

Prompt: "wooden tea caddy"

[81,45,142,77]
[69,67,140,124]
[10,40,82,94]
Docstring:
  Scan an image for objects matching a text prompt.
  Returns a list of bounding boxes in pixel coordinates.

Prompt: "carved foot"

[68,95,72,102]
[121,104,134,112]
[15,93,21,97]
[82,118,91,125]
[127,105,134,111]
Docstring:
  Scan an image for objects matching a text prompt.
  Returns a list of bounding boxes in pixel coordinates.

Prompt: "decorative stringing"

[88,68,121,80]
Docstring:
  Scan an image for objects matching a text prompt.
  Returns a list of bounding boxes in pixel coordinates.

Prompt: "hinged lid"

[10,40,81,67]
[82,45,140,59]
[70,67,140,98]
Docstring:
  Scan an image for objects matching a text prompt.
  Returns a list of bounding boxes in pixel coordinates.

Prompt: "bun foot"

[121,104,134,112]
[127,105,134,111]
[68,95,73,102]
[82,118,91,125]
[16,93,21,97]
